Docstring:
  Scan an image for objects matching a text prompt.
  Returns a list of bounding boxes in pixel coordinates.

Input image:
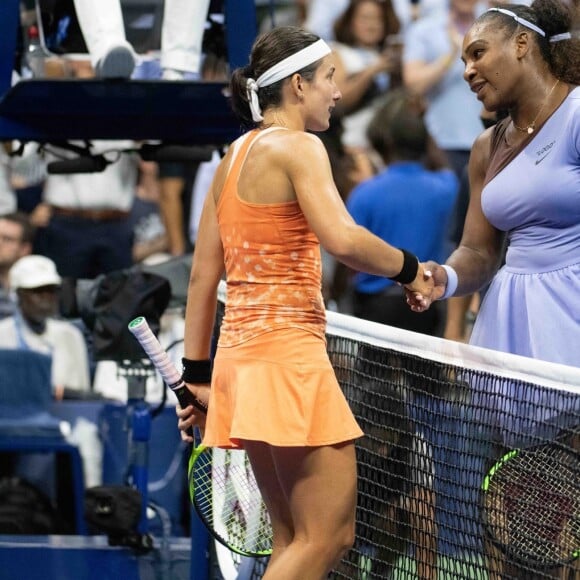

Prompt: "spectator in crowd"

[345,89,458,334]
[305,0,447,41]
[0,255,91,399]
[331,0,402,151]
[156,162,192,258]
[130,161,170,264]
[402,0,483,181]
[0,212,34,319]
[31,138,139,280]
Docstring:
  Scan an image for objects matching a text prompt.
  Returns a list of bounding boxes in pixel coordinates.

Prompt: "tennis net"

[213,286,580,580]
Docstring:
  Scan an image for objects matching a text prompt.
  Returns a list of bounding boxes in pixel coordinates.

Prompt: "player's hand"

[176,384,210,442]
[402,262,434,308]
[405,261,447,311]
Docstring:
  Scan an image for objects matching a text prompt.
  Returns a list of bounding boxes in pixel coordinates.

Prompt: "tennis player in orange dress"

[176,26,433,579]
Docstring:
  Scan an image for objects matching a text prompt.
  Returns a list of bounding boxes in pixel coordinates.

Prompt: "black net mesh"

[210,292,580,579]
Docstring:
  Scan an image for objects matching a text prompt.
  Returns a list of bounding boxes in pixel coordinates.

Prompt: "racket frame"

[481,444,580,569]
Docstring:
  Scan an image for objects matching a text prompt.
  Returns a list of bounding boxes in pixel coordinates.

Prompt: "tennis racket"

[128,316,273,558]
[481,440,580,568]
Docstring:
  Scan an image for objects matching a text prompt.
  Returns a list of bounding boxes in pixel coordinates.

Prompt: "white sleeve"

[189,150,221,245]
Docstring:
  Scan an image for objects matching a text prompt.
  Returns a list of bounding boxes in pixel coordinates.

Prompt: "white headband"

[246,39,331,123]
[549,31,575,42]
[486,7,546,37]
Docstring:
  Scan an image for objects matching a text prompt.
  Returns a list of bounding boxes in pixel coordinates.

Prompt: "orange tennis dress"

[202,128,364,449]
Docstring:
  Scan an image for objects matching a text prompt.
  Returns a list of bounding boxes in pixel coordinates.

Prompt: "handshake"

[403,260,450,312]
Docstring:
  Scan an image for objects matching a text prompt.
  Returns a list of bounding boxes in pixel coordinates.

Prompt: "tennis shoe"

[95,43,137,79]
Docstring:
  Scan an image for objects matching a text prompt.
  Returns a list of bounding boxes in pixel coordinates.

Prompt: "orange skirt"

[202,327,364,449]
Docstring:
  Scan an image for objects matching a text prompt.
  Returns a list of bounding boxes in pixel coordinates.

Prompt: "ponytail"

[532,0,580,84]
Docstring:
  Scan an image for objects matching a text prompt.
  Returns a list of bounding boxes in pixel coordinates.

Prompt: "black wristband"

[388,248,419,285]
[181,358,212,384]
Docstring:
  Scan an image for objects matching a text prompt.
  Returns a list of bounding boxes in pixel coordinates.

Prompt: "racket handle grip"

[170,380,208,414]
[128,316,209,419]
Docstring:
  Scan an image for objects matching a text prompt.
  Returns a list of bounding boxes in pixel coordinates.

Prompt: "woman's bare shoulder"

[266,128,323,147]
[252,129,327,166]
[273,129,326,159]
[470,126,494,174]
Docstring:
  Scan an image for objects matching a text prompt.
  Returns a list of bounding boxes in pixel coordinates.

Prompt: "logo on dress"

[535,140,556,165]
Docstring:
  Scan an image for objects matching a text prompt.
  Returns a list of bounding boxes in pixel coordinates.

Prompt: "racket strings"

[484,446,580,565]
[190,448,273,556]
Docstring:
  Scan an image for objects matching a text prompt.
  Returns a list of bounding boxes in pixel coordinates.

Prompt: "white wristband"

[440,265,458,299]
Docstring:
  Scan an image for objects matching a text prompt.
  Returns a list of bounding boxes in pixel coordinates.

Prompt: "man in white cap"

[0,255,90,399]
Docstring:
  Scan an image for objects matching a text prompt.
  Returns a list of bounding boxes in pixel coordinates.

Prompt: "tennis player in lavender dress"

[406,3,580,445]
[470,86,580,367]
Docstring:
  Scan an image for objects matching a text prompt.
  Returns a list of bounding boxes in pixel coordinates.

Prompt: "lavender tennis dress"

[470,87,580,368]
[469,87,580,444]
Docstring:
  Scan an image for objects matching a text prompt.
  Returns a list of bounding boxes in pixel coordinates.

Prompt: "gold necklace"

[512,79,559,135]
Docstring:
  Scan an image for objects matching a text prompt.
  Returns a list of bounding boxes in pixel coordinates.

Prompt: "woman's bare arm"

[446,130,505,295]
[286,132,432,295]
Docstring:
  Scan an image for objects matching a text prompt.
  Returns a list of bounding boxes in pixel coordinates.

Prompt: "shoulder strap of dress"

[484,117,531,186]
[226,127,287,175]
[216,131,257,210]
[228,127,286,173]
[220,127,288,203]
[483,89,577,186]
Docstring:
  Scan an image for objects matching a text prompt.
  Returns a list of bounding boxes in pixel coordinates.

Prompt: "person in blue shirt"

[346,89,458,335]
